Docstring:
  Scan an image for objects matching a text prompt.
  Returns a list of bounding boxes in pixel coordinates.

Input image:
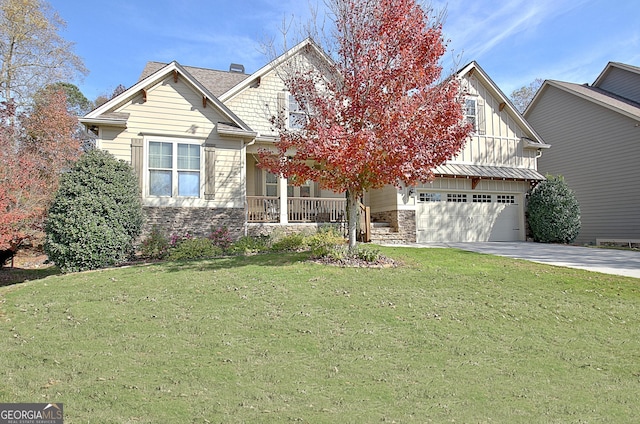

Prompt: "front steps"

[369,222,407,244]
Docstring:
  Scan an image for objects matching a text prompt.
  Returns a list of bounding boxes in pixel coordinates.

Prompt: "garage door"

[416,192,522,242]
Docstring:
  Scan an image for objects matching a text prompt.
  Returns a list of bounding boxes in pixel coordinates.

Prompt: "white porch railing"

[247,196,346,223]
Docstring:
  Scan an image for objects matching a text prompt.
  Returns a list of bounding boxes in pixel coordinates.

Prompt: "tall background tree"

[0,0,86,258]
[510,78,543,114]
[260,0,472,248]
[0,0,87,107]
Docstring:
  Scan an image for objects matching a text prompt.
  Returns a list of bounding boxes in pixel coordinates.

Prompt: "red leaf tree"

[260,0,472,248]
[0,88,80,256]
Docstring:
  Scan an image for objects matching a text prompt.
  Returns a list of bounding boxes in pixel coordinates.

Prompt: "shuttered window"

[148,140,201,197]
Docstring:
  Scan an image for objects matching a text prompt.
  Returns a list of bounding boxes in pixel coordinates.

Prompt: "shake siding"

[225,70,285,136]
[596,67,640,103]
[529,85,640,243]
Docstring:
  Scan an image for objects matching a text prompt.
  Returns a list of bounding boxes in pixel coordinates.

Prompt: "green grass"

[1,247,639,423]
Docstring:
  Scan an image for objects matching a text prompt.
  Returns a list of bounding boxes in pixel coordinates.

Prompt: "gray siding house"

[525,62,640,245]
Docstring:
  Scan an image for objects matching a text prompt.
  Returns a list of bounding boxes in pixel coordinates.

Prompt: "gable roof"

[457,61,549,149]
[139,61,250,97]
[527,80,640,122]
[593,61,640,87]
[219,37,335,103]
[82,61,254,134]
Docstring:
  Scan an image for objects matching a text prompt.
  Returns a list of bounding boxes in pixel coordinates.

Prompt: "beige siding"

[225,49,330,138]
[527,85,640,243]
[225,70,285,136]
[456,74,537,168]
[100,75,245,208]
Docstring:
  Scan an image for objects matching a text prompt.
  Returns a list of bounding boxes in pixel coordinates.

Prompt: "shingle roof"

[434,163,545,181]
[139,61,251,97]
[549,80,640,120]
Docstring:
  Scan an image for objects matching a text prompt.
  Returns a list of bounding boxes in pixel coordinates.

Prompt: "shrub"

[352,245,382,262]
[307,226,346,257]
[527,175,581,243]
[168,238,222,261]
[140,226,170,260]
[228,235,271,255]
[44,150,143,272]
[208,226,233,251]
[271,232,307,252]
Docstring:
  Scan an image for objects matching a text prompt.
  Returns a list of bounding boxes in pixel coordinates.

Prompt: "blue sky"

[48,0,640,102]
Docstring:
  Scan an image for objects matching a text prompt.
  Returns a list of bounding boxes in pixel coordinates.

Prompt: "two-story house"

[525,62,640,246]
[81,39,548,243]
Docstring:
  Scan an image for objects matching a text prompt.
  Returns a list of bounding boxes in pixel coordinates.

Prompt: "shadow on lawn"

[0,266,61,288]
[161,251,314,274]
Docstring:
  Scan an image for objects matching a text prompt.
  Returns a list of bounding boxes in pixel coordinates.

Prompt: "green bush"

[352,245,382,262]
[307,226,346,257]
[140,226,170,260]
[228,235,272,255]
[271,233,307,252]
[168,238,222,261]
[44,150,143,272]
[527,175,581,243]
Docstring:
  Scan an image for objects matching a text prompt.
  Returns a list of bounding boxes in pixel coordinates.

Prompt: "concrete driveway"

[404,242,640,279]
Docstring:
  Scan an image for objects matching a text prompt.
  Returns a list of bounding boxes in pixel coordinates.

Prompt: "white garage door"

[416,192,523,242]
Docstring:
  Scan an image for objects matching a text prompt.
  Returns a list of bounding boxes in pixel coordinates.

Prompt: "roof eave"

[79,117,127,128]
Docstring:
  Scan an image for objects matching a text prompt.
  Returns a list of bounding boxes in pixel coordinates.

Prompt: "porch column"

[279,176,288,224]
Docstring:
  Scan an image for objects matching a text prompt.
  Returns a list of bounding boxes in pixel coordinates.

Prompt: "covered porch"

[246,196,346,223]
[246,154,346,224]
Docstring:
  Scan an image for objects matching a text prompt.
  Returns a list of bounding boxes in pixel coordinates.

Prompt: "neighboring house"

[525,62,640,245]
[81,39,548,243]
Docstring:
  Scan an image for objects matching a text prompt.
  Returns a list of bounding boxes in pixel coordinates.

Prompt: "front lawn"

[1,247,638,423]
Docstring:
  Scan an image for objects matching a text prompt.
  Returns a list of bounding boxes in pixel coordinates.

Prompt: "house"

[524,62,640,245]
[81,39,548,243]
[368,61,549,243]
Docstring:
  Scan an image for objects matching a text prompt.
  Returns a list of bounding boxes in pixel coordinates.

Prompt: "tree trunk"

[346,189,359,250]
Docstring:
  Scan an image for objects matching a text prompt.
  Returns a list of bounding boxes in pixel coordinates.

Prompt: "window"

[148,141,201,197]
[418,192,442,202]
[265,172,278,197]
[288,94,307,129]
[497,195,516,204]
[447,193,467,203]
[465,98,477,131]
[472,194,492,203]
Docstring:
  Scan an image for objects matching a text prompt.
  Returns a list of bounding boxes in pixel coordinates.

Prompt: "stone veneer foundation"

[142,207,245,239]
[370,209,416,244]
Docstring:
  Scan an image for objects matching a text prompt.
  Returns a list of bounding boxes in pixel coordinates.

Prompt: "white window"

[472,194,492,203]
[465,98,477,131]
[148,140,201,197]
[447,193,467,203]
[265,172,278,197]
[288,94,307,129]
[288,180,312,198]
[418,192,442,202]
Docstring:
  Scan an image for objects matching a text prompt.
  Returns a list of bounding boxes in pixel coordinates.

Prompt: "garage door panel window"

[472,194,492,203]
[418,192,442,202]
[497,195,516,204]
[447,193,467,202]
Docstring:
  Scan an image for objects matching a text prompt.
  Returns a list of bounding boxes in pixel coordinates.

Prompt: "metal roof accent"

[434,163,545,181]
